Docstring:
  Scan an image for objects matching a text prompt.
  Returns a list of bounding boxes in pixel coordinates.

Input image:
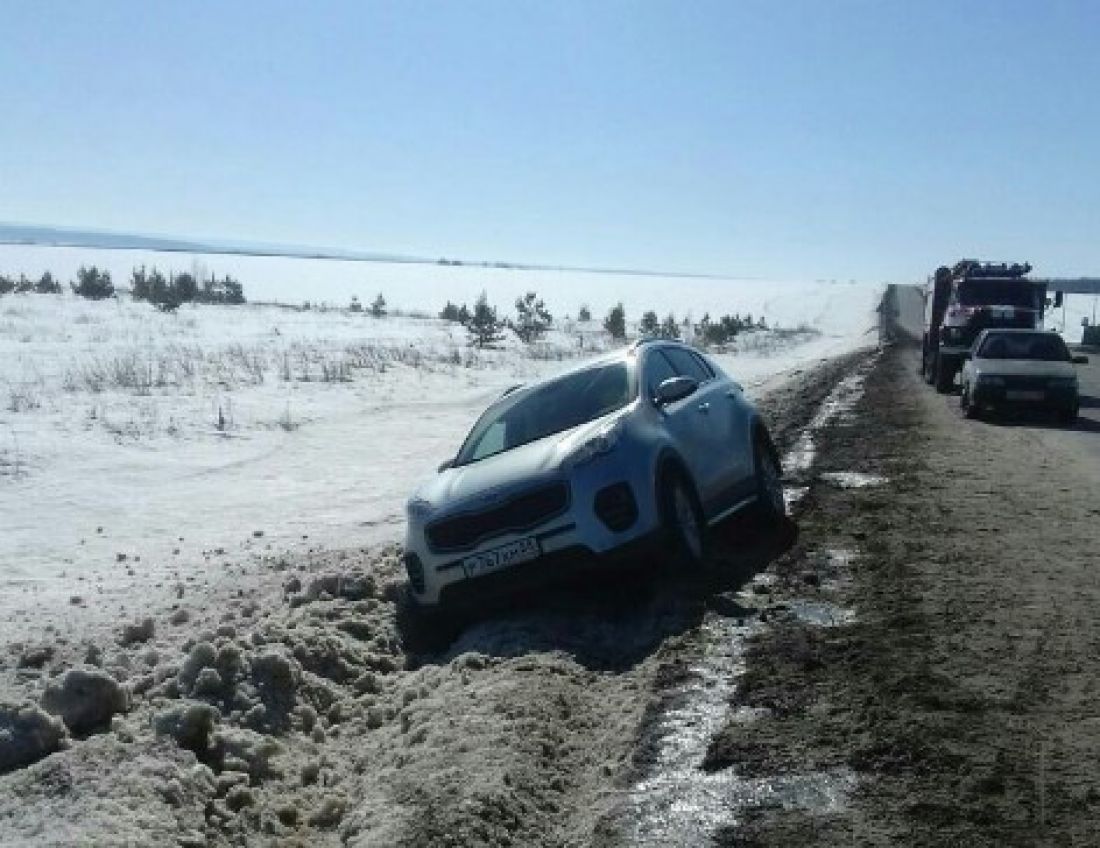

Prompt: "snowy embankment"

[0,278,883,636]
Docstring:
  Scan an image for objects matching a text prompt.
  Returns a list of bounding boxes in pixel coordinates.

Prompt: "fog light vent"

[594,482,638,532]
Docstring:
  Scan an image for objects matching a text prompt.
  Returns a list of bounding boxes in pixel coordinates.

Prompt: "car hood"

[972,359,1077,379]
[410,411,627,514]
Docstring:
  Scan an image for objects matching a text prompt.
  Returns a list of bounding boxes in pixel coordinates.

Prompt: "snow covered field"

[0,273,885,632]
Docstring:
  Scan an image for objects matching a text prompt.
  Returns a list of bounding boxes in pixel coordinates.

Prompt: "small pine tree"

[0,275,13,296]
[15,274,33,294]
[457,303,471,325]
[350,295,362,313]
[639,310,660,337]
[173,272,198,304]
[131,267,150,302]
[71,266,115,300]
[35,271,61,294]
[467,292,505,348]
[578,304,592,322]
[603,303,626,340]
[439,301,461,321]
[513,291,552,343]
[659,314,680,340]
[371,293,387,318]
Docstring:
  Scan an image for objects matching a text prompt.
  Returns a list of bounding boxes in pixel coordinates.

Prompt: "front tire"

[754,438,785,521]
[960,384,979,419]
[934,354,954,394]
[1058,406,1078,427]
[659,471,705,569]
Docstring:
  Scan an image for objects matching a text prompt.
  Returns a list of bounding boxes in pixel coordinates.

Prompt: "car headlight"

[406,497,433,519]
[977,375,1005,386]
[563,420,623,469]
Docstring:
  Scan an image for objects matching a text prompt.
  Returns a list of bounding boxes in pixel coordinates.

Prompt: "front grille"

[594,482,638,532]
[1002,375,1052,391]
[426,482,570,553]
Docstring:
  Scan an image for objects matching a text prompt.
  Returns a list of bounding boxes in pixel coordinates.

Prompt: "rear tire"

[659,470,706,570]
[922,348,935,384]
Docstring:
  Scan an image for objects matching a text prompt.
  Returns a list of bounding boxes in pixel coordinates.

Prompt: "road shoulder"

[704,343,1100,846]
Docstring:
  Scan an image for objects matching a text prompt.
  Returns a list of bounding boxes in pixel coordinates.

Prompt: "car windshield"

[455,363,634,465]
[957,280,1039,308]
[977,333,1070,361]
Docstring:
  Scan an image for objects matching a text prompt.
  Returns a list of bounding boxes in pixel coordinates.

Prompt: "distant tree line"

[0,271,65,296]
[0,265,247,309]
[693,312,767,347]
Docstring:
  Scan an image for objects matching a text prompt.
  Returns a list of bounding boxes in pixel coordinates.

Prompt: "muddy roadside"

[0,348,875,847]
[703,342,1100,846]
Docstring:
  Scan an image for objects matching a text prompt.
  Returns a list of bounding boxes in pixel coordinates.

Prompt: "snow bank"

[0,277,882,639]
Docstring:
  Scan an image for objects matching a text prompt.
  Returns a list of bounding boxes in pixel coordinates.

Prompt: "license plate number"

[1006,390,1044,401]
[463,537,540,576]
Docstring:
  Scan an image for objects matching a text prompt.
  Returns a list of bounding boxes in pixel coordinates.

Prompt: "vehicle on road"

[402,341,784,611]
[922,260,1054,393]
[960,329,1088,424]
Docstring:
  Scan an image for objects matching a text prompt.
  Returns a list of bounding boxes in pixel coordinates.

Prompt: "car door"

[651,346,729,513]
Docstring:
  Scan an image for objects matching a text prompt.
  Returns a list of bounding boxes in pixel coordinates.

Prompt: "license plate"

[462,537,540,576]
[1006,390,1044,401]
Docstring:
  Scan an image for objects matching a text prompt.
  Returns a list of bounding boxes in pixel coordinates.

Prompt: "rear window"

[977,333,1069,362]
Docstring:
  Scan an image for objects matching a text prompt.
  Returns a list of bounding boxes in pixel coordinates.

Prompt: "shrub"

[34,272,61,294]
[0,275,14,295]
[578,304,592,322]
[71,266,115,300]
[370,294,387,318]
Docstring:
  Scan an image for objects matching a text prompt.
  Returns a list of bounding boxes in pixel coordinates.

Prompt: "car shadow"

[977,401,1100,435]
[402,514,798,671]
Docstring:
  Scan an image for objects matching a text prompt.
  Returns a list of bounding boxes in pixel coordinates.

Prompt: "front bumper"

[971,382,1078,413]
[405,458,661,608]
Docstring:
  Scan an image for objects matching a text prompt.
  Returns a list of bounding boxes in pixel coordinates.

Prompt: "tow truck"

[921,260,1054,393]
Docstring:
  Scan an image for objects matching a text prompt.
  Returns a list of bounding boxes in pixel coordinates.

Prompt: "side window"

[644,350,678,399]
[690,351,715,380]
[471,420,507,460]
[663,347,712,383]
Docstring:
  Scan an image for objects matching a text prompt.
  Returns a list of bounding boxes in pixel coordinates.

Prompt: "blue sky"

[2,0,1099,282]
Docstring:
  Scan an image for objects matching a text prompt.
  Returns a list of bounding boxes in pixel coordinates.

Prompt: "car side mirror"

[437,459,453,472]
[655,376,698,406]
[1072,355,1089,365]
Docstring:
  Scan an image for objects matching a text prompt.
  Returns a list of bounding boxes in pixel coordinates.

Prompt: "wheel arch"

[750,416,781,475]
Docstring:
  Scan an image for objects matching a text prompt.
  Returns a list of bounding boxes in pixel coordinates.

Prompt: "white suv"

[402,341,784,611]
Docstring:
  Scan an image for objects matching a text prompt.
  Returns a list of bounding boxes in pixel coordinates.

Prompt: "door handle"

[697,402,710,413]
